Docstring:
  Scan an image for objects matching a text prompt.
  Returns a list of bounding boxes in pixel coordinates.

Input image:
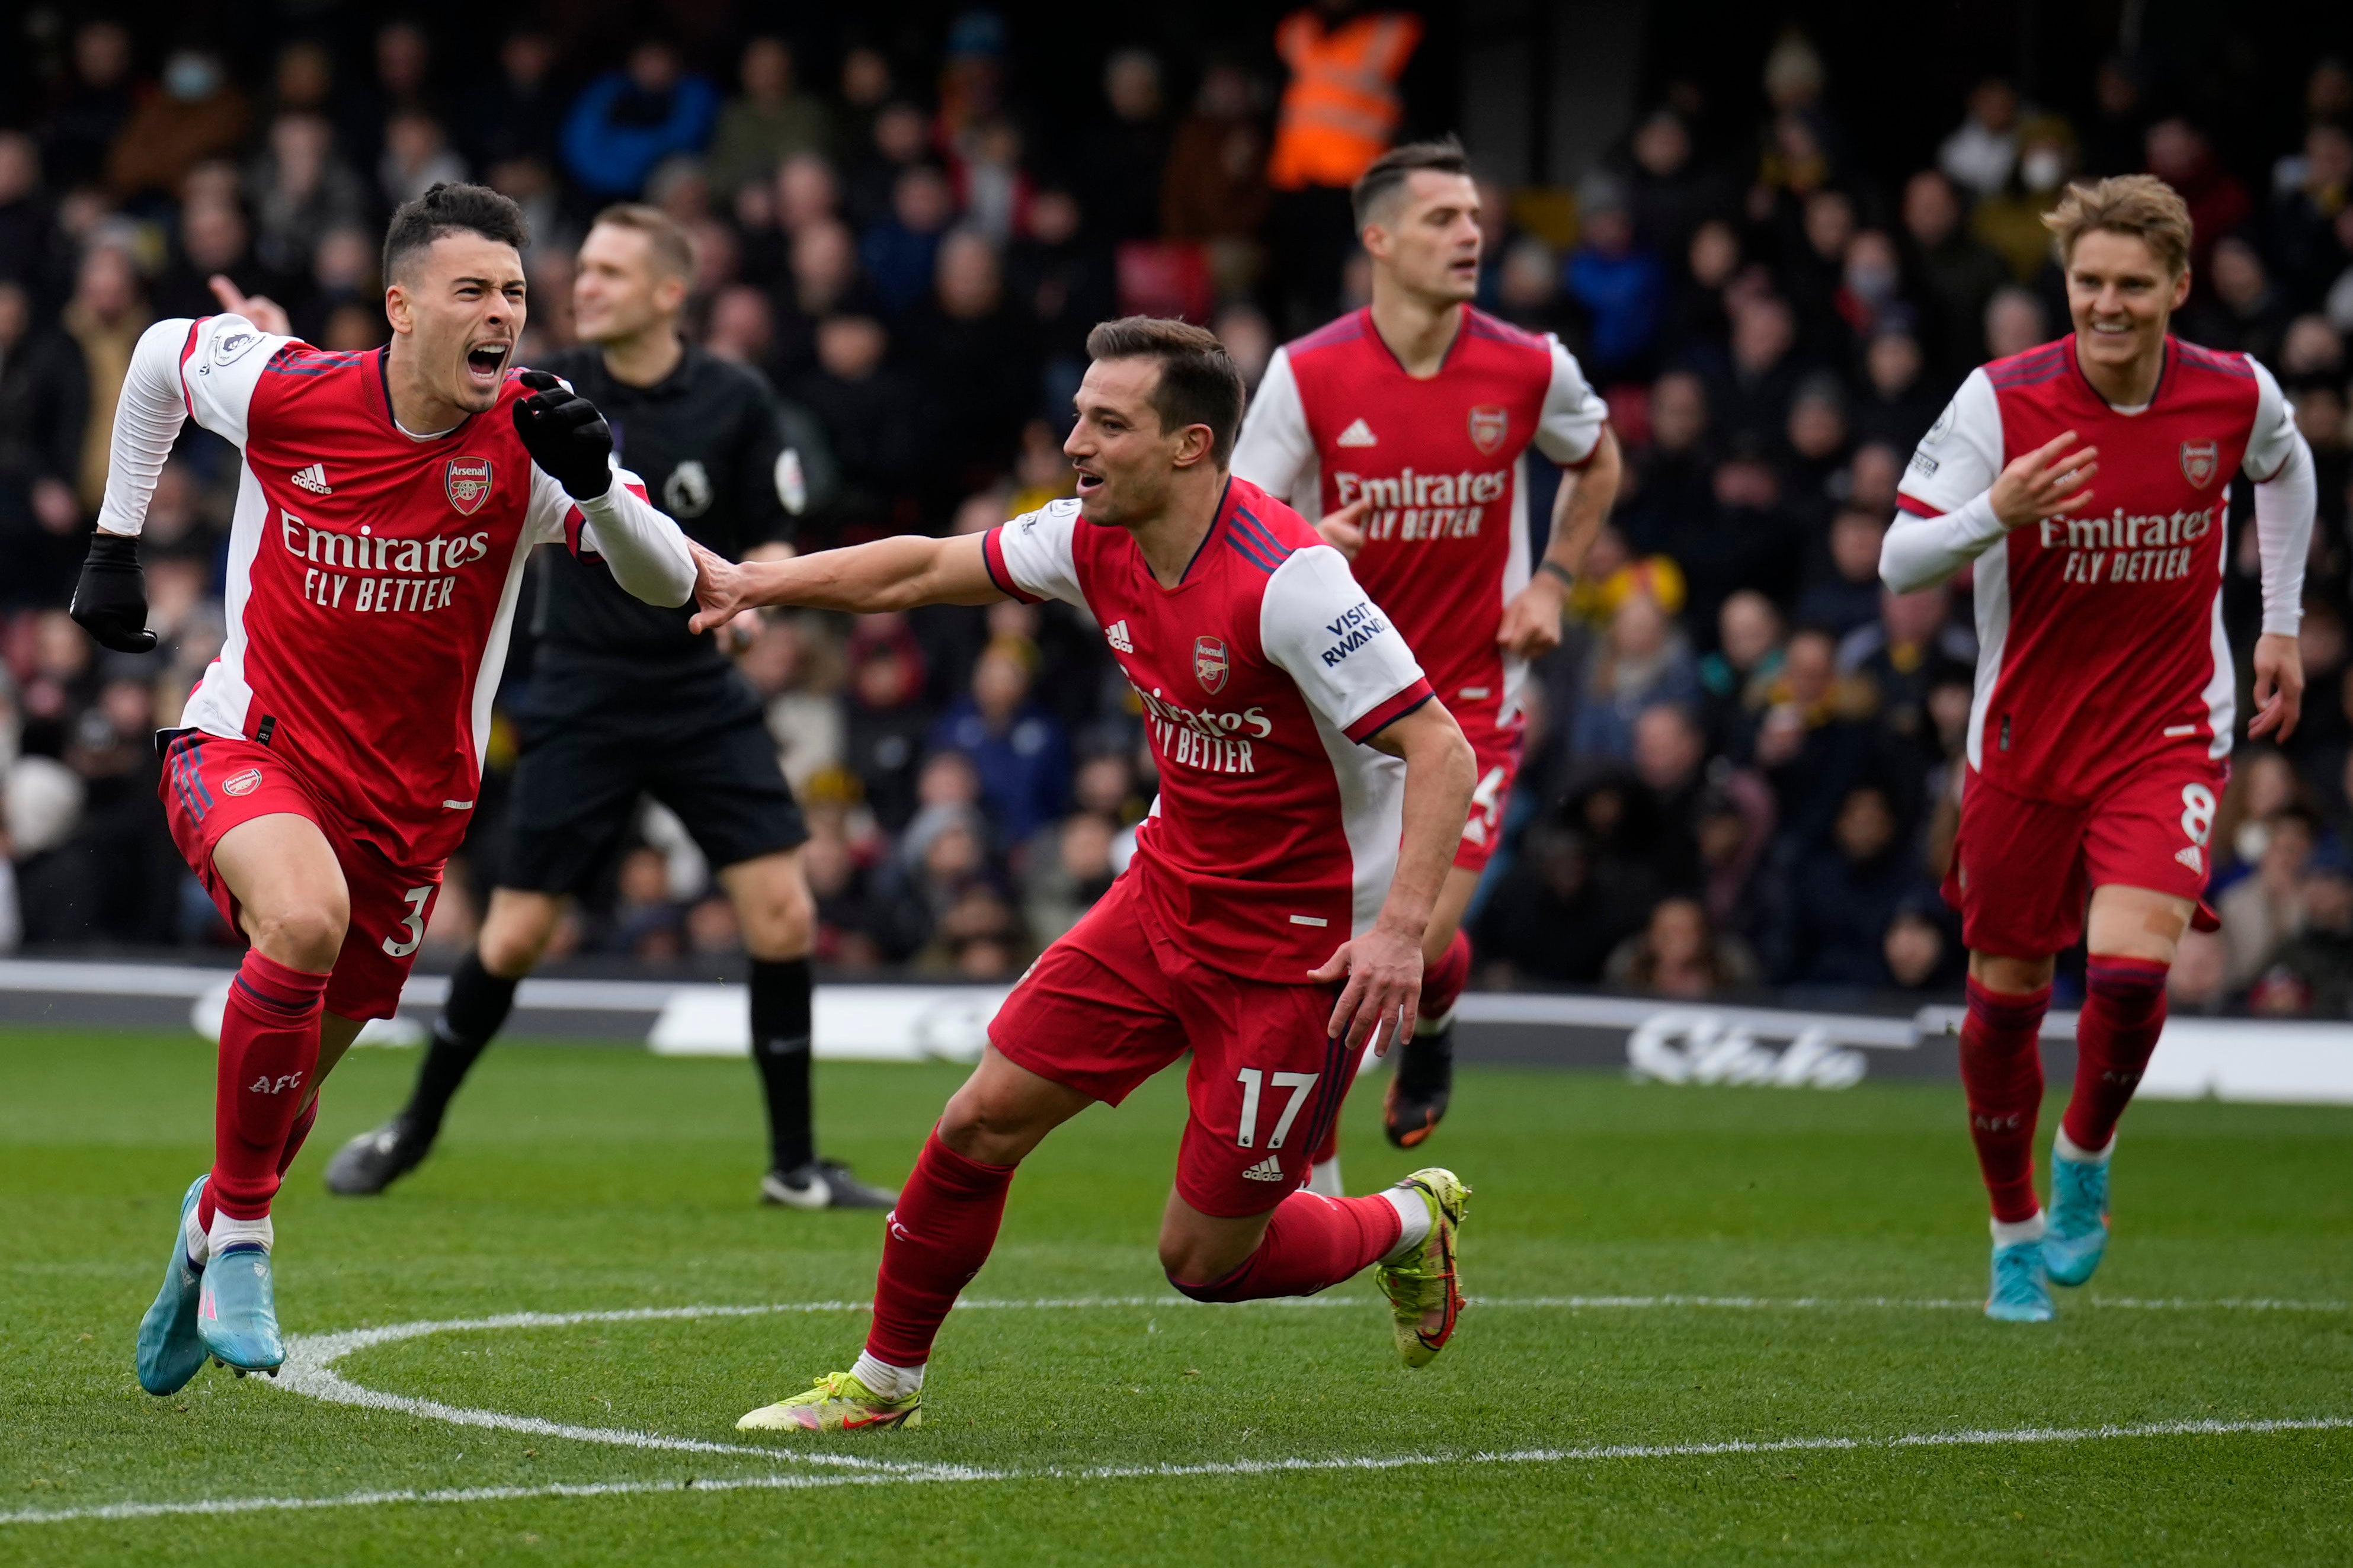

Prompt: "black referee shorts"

[500,697,809,898]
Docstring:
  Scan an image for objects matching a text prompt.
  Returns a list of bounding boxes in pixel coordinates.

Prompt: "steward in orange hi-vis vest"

[1268,8,1423,191]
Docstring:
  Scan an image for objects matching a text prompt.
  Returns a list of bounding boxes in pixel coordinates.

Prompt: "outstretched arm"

[690,531,1006,630]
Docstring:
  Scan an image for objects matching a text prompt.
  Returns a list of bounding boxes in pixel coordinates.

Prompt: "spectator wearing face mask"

[107,51,251,200]
[1971,116,2080,282]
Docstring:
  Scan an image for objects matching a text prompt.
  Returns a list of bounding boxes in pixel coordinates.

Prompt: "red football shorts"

[1942,760,2223,958]
[159,731,444,1021]
[988,872,1359,1218]
[1452,722,1523,873]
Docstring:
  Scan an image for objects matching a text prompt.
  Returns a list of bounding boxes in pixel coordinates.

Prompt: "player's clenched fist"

[1989,429,2099,530]
[69,532,158,653]
[511,369,614,499]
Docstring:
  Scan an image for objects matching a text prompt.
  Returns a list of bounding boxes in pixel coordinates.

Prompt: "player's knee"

[1158,1230,1251,1294]
[1969,952,2055,995]
[477,918,551,977]
[249,899,347,970]
[737,878,814,961]
[477,895,562,976]
[936,1087,1042,1166]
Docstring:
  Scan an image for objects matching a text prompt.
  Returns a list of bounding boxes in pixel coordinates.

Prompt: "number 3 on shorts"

[2179,784,2216,847]
[382,884,434,958]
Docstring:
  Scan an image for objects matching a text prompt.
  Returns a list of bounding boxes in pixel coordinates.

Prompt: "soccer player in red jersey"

[693,319,1478,1431]
[1232,139,1620,1166]
[1881,176,2315,1321]
[68,185,697,1389]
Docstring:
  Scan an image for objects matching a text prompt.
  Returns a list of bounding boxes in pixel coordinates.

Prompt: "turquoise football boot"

[1986,1237,2054,1323]
[197,1237,286,1375]
[135,1175,211,1396]
[2044,1151,2111,1288]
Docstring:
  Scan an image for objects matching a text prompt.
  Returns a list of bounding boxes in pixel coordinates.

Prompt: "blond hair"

[588,203,696,282]
[2041,174,2193,275]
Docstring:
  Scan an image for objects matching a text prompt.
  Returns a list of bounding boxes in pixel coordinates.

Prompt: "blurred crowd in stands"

[7,8,2353,1015]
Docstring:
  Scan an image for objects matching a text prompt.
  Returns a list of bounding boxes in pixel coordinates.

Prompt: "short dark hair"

[382,182,530,286]
[1352,136,1473,232]
[589,203,696,281]
[1084,316,1245,467]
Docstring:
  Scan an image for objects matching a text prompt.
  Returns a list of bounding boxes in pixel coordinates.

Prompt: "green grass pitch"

[4,1025,2351,1564]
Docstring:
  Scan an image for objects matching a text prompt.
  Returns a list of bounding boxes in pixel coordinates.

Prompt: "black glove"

[512,369,614,500]
[68,531,158,653]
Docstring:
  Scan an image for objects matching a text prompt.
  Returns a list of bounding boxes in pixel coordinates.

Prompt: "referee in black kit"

[325,204,894,1210]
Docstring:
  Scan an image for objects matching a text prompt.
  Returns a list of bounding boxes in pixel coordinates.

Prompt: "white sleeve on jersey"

[1532,336,1609,466]
[1880,368,2010,594]
[2245,358,2301,483]
[523,460,696,607]
[1230,348,1321,515]
[988,496,1086,607]
[95,315,289,537]
[2246,360,2315,636]
[1260,544,1430,742]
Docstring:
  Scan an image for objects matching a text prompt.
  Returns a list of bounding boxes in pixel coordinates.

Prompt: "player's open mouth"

[1074,467,1105,496]
[465,343,510,385]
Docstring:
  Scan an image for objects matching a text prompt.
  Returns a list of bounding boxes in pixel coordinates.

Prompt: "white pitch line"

[262,1293,2353,1483]
[12,1292,2344,1530]
[8,1415,2351,1528]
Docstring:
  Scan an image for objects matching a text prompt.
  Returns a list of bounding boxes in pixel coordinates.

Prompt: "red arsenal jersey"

[146,315,646,866]
[982,478,1433,984]
[1893,335,2301,806]
[1230,306,1607,743]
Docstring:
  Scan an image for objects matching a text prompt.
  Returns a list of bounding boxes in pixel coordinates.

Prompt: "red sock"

[276,1096,321,1178]
[207,951,329,1222]
[864,1130,1016,1367]
[1422,929,1471,1021]
[1960,977,2048,1224]
[2063,955,2169,1152]
[1169,1191,1403,1301]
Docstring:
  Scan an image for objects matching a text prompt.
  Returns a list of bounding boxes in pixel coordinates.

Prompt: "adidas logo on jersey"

[1335,418,1378,448]
[1241,1155,1287,1183]
[2176,845,2204,875]
[1105,619,1134,653]
[290,463,332,495]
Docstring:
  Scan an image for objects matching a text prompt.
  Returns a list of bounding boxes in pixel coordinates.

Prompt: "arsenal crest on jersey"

[445,456,494,515]
[2180,439,2219,489]
[1194,634,1230,695]
[1468,405,1509,454]
[222,768,262,797]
